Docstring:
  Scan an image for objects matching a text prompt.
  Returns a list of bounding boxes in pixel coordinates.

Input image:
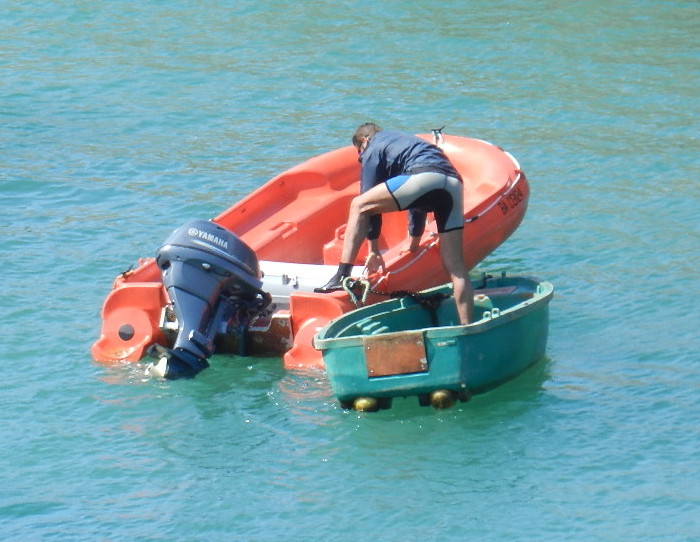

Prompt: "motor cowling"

[148,219,271,379]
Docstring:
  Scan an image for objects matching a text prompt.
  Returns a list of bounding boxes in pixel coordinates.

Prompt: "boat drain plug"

[118,324,135,341]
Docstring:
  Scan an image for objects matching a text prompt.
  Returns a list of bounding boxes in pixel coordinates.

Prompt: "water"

[2,1,699,540]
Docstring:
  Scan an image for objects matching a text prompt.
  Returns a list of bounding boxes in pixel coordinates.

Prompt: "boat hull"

[313,273,553,406]
[92,135,529,370]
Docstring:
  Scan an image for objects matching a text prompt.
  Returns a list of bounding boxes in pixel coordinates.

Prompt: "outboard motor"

[146,219,271,379]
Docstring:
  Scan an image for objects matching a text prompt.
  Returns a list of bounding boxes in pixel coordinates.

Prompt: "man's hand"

[364,251,386,275]
[401,234,422,254]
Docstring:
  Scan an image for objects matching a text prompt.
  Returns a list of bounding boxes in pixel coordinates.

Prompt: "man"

[315,123,474,324]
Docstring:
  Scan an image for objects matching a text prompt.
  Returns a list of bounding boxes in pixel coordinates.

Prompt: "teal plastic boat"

[313,272,554,411]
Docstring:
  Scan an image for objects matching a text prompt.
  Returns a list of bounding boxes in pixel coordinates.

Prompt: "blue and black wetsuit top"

[359,130,461,240]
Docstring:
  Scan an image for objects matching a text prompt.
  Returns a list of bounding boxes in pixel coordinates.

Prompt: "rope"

[464,169,524,224]
[342,277,371,307]
[381,289,450,311]
[343,277,449,311]
[383,235,439,277]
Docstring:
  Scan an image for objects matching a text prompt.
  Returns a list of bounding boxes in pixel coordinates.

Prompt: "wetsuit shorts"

[385,171,464,233]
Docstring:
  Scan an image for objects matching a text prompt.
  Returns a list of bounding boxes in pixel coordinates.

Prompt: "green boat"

[312,272,554,411]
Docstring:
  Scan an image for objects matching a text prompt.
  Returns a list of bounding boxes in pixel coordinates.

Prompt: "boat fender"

[430,389,456,409]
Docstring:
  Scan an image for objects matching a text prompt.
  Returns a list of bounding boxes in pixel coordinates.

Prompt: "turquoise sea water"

[2,1,699,540]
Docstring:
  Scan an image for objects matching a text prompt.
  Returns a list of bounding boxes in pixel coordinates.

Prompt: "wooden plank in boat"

[476,286,517,296]
[363,331,428,378]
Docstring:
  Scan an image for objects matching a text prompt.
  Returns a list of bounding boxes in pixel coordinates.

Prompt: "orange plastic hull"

[92,134,528,370]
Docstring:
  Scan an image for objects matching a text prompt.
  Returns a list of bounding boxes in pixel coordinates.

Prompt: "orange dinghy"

[92,133,529,373]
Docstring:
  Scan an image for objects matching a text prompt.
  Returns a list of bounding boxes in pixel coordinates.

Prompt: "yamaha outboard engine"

[146,219,271,379]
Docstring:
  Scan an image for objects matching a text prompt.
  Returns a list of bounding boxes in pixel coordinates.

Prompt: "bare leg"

[438,229,473,324]
[340,183,399,264]
[315,183,399,292]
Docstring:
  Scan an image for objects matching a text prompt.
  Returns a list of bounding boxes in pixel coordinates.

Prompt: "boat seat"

[475,286,517,296]
[252,189,358,263]
[259,260,364,306]
[322,211,423,265]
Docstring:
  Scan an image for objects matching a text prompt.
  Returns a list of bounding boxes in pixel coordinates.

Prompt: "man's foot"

[314,273,349,293]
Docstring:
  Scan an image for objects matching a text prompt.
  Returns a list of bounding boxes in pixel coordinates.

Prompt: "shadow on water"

[88,352,559,478]
[96,351,552,417]
[92,350,556,453]
[464,355,553,412]
[275,355,554,423]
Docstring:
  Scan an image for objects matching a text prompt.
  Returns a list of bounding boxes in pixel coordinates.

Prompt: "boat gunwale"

[313,280,554,350]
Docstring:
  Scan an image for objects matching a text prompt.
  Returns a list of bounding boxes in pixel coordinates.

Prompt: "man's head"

[352,122,382,153]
